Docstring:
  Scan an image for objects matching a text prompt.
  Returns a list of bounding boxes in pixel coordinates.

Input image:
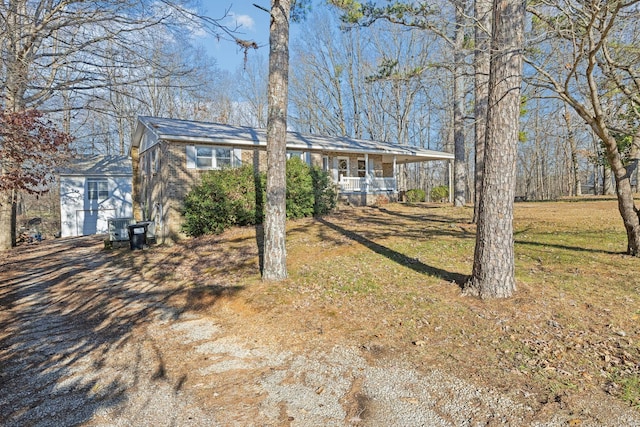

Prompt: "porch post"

[448,160,453,204]
[393,155,397,194]
[365,153,369,193]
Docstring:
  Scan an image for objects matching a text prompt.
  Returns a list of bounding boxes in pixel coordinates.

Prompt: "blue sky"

[198,1,271,72]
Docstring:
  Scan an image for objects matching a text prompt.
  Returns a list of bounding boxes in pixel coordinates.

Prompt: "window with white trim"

[87,179,108,201]
[357,158,366,178]
[215,147,232,167]
[287,151,304,161]
[195,146,234,169]
[187,145,241,170]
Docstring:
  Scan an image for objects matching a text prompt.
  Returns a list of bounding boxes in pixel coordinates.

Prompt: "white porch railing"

[338,177,396,193]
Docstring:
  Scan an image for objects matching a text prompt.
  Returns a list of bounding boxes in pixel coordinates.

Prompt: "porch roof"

[132,116,454,164]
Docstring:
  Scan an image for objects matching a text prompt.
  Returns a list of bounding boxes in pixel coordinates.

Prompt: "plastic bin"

[128,223,148,250]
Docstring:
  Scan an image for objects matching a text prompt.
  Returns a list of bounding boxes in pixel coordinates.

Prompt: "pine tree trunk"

[473,0,492,222]
[465,0,524,299]
[263,0,290,281]
[453,0,467,207]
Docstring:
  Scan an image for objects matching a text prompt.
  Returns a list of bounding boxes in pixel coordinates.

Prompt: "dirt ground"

[1,202,640,426]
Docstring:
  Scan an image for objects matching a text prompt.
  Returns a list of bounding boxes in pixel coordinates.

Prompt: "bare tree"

[464,0,525,299]
[263,0,291,281]
[0,0,244,249]
[234,55,269,128]
[527,0,640,255]
[329,0,472,205]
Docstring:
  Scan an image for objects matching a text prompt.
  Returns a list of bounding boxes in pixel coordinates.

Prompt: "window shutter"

[186,145,196,169]
[233,148,242,167]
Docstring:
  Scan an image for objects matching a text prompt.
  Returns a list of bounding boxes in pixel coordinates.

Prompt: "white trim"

[187,145,238,170]
[337,156,350,181]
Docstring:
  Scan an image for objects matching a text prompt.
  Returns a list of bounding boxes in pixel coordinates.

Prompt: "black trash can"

[128,223,148,250]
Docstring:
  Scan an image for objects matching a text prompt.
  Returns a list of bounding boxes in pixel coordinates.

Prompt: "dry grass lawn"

[132,199,640,412]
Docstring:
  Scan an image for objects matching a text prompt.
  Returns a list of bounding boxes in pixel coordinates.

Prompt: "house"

[59,155,133,238]
[130,116,454,242]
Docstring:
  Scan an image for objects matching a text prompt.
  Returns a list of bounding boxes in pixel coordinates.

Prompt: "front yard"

[133,199,640,412]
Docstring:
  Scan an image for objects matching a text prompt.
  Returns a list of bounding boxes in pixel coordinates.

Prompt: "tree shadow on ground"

[514,239,624,255]
[316,217,468,287]
[0,235,244,426]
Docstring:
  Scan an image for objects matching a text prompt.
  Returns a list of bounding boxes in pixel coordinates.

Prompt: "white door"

[76,209,115,236]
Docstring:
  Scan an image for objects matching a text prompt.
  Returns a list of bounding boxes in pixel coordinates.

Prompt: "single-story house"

[130,116,454,242]
[59,155,133,238]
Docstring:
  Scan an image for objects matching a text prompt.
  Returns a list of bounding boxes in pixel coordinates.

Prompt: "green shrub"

[182,159,337,237]
[311,165,337,215]
[181,165,259,237]
[286,157,315,219]
[430,185,449,202]
[406,188,426,203]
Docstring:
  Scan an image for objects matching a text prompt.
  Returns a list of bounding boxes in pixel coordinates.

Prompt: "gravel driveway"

[1,236,639,426]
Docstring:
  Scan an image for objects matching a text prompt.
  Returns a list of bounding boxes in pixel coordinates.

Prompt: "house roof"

[58,155,132,177]
[132,116,454,164]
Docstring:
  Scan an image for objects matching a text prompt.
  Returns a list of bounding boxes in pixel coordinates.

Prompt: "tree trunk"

[263,0,291,281]
[473,0,492,222]
[465,0,524,299]
[453,0,467,207]
[0,191,16,250]
[564,107,582,196]
[601,131,640,255]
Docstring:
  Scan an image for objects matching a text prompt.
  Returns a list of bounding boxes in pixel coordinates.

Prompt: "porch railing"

[338,176,396,193]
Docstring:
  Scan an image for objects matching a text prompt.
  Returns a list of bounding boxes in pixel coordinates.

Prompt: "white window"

[87,179,108,201]
[357,158,366,178]
[287,151,304,161]
[196,147,214,168]
[191,146,236,169]
[215,148,232,168]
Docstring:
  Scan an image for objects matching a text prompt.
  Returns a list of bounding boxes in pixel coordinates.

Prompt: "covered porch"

[319,150,454,205]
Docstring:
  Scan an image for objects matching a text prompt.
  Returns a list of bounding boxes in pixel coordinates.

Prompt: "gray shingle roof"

[58,155,132,177]
[132,116,454,163]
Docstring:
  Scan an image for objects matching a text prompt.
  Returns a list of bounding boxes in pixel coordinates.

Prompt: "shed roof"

[58,155,132,177]
[132,116,454,164]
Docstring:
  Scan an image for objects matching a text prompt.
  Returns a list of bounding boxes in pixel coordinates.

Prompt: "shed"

[59,155,133,238]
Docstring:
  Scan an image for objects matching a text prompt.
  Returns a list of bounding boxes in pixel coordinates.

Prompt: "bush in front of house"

[286,157,315,219]
[430,185,449,202]
[405,188,426,203]
[182,159,337,237]
[311,165,337,215]
[286,158,336,217]
[181,165,260,237]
